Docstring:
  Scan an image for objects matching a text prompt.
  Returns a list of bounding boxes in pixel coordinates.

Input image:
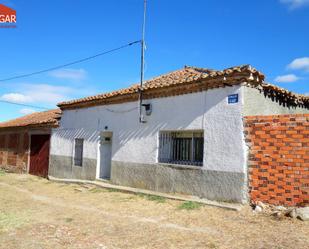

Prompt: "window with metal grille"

[74,138,83,166]
[159,131,204,166]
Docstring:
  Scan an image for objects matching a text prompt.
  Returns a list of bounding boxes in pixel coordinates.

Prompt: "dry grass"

[0,211,30,232]
[0,173,308,249]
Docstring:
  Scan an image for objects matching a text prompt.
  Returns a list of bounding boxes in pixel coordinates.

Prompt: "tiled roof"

[57,65,308,109]
[0,109,61,130]
[254,82,309,108]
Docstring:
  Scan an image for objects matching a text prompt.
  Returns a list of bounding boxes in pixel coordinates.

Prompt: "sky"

[0,0,308,122]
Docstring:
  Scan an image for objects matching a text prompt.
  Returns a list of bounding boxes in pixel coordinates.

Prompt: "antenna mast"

[139,0,147,123]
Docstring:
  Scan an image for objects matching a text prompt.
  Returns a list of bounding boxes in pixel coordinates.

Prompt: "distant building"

[0,109,61,177]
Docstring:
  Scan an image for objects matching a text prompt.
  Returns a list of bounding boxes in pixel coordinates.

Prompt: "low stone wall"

[111,161,247,203]
[0,131,29,173]
[49,155,96,180]
[245,114,309,207]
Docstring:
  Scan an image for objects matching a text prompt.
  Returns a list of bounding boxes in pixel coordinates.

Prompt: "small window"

[159,131,204,166]
[74,138,84,166]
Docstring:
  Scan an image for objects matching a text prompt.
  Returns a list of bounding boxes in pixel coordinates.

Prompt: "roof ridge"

[184,65,216,73]
[143,67,189,84]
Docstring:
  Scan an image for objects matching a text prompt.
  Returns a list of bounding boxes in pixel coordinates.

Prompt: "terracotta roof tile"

[58,65,263,109]
[256,82,309,107]
[57,64,308,109]
[0,109,61,130]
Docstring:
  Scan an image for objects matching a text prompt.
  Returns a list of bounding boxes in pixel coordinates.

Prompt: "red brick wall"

[245,114,309,207]
[0,131,29,173]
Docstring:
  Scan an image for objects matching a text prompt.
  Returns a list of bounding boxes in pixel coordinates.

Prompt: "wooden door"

[29,134,50,178]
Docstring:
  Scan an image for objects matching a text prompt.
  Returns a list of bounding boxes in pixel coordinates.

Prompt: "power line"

[0,40,141,82]
[0,100,49,110]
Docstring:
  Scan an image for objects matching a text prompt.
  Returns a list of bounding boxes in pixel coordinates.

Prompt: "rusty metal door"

[29,134,50,178]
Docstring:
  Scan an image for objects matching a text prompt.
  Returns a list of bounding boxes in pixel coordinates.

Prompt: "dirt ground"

[0,173,308,249]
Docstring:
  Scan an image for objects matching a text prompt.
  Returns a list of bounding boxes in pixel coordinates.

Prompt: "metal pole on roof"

[139,0,147,123]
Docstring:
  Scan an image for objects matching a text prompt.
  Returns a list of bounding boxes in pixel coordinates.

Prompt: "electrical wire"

[0,100,49,110]
[105,106,138,113]
[0,100,138,112]
[0,40,141,82]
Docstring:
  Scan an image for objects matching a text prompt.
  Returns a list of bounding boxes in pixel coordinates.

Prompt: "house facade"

[49,65,309,204]
[0,109,61,177]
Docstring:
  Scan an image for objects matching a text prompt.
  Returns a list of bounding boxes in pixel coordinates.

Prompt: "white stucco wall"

[50,85,246,174]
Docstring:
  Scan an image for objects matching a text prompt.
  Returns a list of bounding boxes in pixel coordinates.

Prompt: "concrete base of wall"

[49,156,247,203]
[111,161,247,203]
[49,155,96,180]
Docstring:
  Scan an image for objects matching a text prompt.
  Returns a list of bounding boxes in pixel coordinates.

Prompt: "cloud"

[49,68,87,80]
[0,84,73,106]
[0,80,98,111]
[280,0,309,9]
[287,57,309,72]
[19,108,36,115]
[0,93,32,103]
[274,74,300,83]
[21,84,72,104]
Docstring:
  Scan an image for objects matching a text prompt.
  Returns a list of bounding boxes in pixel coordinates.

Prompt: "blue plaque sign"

[228,94,238,104]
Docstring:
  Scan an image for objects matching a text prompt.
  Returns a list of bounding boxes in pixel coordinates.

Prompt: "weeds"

[207,242,218,249]
[178,201,202,210]
[0,169,5,176]
[107,188,122,193]
[136,193,166,203]
[145,195,166,203]
[65,217,74,223]
[89,187,104,193]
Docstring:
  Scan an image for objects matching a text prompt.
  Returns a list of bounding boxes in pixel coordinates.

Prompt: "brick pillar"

[245,114,309,207]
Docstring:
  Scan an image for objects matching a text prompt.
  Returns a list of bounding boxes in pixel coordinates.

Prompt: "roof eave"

[58,73,259,110]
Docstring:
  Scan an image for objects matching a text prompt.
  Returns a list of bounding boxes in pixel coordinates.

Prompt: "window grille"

[159,131,204,166]
[74,138,84,166]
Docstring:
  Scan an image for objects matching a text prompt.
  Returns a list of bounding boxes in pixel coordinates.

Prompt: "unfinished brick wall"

[0,131,29,173]
[245,114,309,207]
